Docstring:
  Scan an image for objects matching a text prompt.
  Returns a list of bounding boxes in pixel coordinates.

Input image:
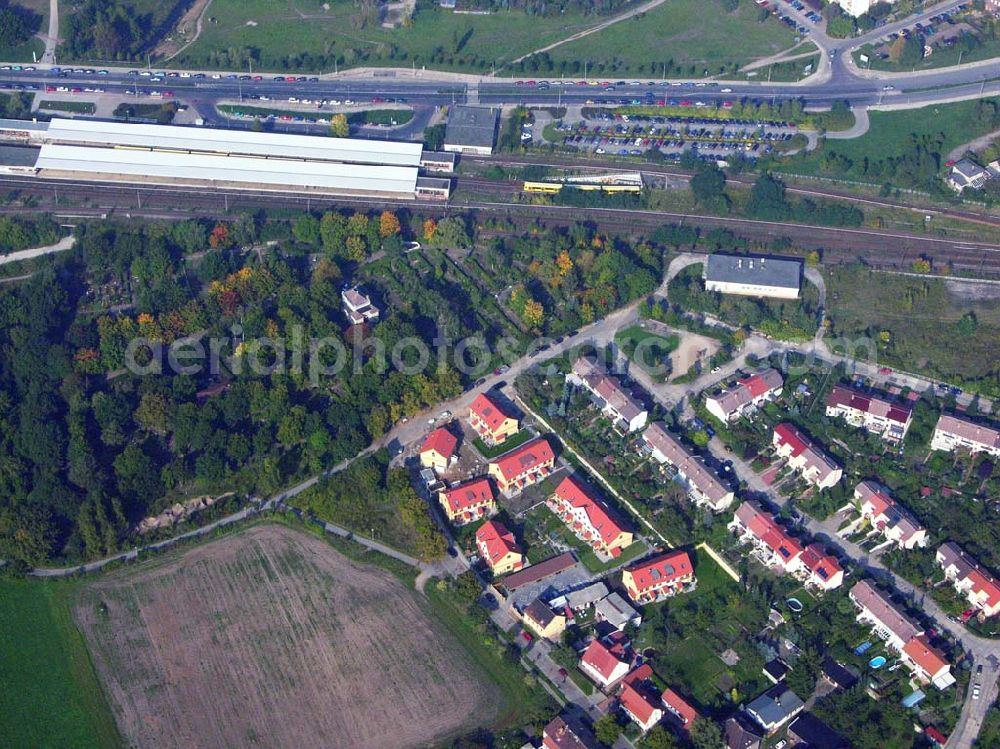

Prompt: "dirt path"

[507,0,671,67]
[160,0,213,62]
[0,234,75,266]
[40,0,59,64]
[946,126,1000,162]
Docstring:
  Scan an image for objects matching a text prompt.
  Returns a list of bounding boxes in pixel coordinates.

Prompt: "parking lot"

[863,4,976,64]
[755,0,823,37]
[548,110,800,161]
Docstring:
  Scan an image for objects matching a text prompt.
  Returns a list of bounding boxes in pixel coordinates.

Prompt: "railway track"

[2,174,1000,278]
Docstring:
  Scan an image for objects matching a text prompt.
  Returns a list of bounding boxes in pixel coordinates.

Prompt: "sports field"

[71,525,500,749]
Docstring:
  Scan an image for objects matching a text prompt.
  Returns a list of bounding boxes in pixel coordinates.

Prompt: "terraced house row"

[936,542,1000,619]
[546,475,633,558]
[854,480,928,550]
[705,367,784,423]
[642,422,735,512]
[825,384,913,443]
[930,413,1000,458]
[772,423,842,490]
[568,357,648,433]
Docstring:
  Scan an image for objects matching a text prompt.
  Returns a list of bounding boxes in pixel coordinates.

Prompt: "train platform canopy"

[33,143,420,197]
[29,118,425,167]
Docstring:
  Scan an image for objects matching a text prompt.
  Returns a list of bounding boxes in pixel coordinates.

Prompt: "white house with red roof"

[618,665,664,732]
[705,368,784,423]
[579,638,631,689]
[642,422,734,512]
[855,481,927,550]
[419,426,459,473]
[772,423,842,490]
[488,436,556,496]
[468,392,520,447]
[825,385,912,443]
[438,477,496,525]
[931,414,1000,458]
[547,475,633,557]
[661,687,700,735]
[799,543,844,591]
[475,519,524,575]
[621,549,696,604]
[729,501,803,574]
[937,542,1000,618]
[569,357,648,433]
[902,634,954,689]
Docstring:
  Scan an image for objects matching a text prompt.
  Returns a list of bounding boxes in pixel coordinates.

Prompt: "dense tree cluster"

[0,0,42,50]
[0,216,62,255]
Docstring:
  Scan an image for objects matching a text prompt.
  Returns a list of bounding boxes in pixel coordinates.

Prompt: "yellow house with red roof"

[476,519,525,575]
[621,550,695,604]
[419,426,459,472]
[438,477,496,526]
[487,436,555,496]
[547,475,633,557]
[469,392,519,446]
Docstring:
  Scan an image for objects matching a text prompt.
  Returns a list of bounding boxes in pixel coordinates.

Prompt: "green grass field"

[37,100,97,114]
[540,0,797,77]
[175,0,602,73]
[0,580,120,749]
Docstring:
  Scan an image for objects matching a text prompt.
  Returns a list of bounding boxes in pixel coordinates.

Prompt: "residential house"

[569,357,648,433]
[438,477,496,526]
[787,713,849,749]
[703,253,802,299]
[849,580,920,653]
[901,634,954,688]
[705,368,784,423]
[547,475,633,557]
[475,519,525,575]
[825,384,913,443]
[724,714,764,749]
[936,542,1000,618]
[772,423,842,489]
[579,638,631,689]
[931,414,1000,458]
[419,426,459,472]
[541,716,600,749]
[946,158,992,193]
[744,684,804,734]
[488,437,555,496]
[621,549,696,604]
[521,598,567,640]
[729,501,803,574]
[618,665,664,732]
[799,542,844,591]
[341,286,380,325]
[643,422,735,511]
[661,687,699,734]
[821,658,859,691]
[855,480,928,550]
[595,592,642,630]
[562,582,610,614]
[469,392,520,447]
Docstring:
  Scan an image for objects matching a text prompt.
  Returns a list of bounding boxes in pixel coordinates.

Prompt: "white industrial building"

[703,253,802,299]
[0,118,451,200]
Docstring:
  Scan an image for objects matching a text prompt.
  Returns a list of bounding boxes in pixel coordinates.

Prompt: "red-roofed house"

[855,481,927,550]
[661,688,700,734]
[475,519,524,575]
[729,501,804,574]
[621,550,696,604]
[419,426,459,472]
[619,665,664,732]
[825,385,913,443]
[799,543,844,591]
[937,542,1000,618]
[488,437,555,496]
[438,477,496,525]
[902,634,953,687]
[705,368,784,423]
[772,424,842,490]
[547,475,633,556]
[469,392,519,446]
[579,638,631,689]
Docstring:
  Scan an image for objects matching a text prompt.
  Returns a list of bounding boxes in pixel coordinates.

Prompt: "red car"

[879,367,892,375]
[521,630,533,643]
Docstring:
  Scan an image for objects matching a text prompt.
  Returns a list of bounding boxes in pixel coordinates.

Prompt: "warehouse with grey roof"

[703,253,802,299]
[443,105,499,155]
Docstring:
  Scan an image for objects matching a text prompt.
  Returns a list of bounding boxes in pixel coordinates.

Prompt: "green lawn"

[539,0,797,77]
[777,98,1000,180]
[37,100,97,114]
[0,580,120,749]
[174,0,604,73]
[615,323,678,378]
[473,429,535,460]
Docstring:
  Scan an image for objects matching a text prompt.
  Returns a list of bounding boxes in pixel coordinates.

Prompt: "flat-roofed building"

[705,368,784,423]
[341,286,380,326]
[444,105,500,155]
[931,414,1000,458]
[825,385,912,443]
[703,254,802,299]
[773,423,842,490]
[642,422,734,511]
